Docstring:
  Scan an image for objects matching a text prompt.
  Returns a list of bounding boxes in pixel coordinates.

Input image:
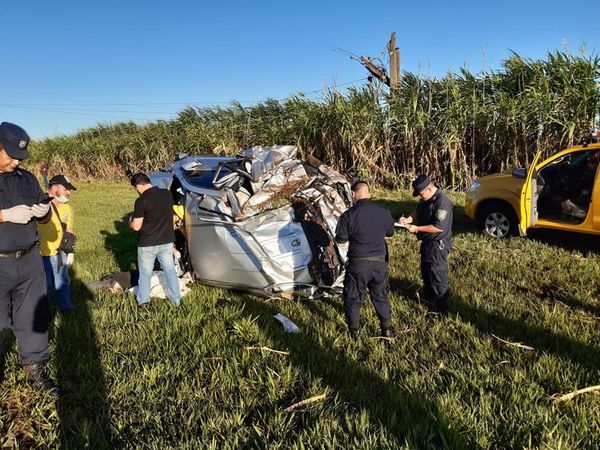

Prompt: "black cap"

[49,174,77,191]
[0,122,30,160]
[412,174,431,196]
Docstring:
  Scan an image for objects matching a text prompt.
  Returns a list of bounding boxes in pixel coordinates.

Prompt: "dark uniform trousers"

[420,240,451,312]
[342,259,392,330]
[0,247,51,363]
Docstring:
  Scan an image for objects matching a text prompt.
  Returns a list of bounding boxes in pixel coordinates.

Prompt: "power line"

[0,100,257,107]
[0,78,368,109]
[0,103,174,115]
[0,78,368,122]
[0,103,170,121]
[287,78,368,98]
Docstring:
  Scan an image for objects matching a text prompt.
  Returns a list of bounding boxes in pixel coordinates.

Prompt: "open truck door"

[519,151,543,236]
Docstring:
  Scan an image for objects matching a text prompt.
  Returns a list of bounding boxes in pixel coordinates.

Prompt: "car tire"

[478,203,518,239]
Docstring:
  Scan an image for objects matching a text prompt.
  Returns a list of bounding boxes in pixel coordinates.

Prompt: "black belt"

[349,255,386,262]
[0,243,37,259]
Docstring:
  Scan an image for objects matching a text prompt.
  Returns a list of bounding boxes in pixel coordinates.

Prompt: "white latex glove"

[1,205,35,224]
[30,202,51,218]
[66,253,75,268]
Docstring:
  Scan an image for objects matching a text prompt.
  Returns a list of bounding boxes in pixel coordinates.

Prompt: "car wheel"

[478,203,517,239]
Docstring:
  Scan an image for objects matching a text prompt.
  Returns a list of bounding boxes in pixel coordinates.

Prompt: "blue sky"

[1,0,598,138]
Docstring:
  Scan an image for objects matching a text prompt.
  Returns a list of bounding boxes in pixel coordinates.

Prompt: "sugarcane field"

[0,2,599,449]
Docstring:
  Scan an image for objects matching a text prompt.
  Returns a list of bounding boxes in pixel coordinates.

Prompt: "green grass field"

[1,181,598,449]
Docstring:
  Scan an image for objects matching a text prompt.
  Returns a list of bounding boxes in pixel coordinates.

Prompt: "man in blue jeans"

[129,173,181,310]
[38,175,77,313]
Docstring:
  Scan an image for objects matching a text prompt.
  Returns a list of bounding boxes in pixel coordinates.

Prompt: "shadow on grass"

[389,275,600,372]
[0,332,15,383]
[543,293,600,317]
[528,228,600,255]
[101,214,138,272]
[454,297,600,371]
[240,296,469,449]
[54,270,113,448]
[517,282,600,318]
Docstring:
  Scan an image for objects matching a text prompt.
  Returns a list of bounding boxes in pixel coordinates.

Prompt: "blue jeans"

[43,251,74,312]
[137,243,181,306]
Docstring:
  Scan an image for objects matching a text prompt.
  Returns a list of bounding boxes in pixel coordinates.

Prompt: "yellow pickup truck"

[465,133,600,238]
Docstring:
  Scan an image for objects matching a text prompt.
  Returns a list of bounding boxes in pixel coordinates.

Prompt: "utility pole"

[387,32,400,91]
[335,32,400,90]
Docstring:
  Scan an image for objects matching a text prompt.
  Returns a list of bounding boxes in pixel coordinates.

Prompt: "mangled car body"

[149,146,352,298]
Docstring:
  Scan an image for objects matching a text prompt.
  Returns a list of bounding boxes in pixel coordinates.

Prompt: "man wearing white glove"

[38,174,77,313]
[0,204,35,224]
[0,122,59,395]
[31,202,51,219]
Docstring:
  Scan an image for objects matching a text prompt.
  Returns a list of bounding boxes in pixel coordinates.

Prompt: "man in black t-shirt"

[129,173,181,309]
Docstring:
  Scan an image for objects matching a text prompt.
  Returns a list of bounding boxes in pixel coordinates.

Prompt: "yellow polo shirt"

[37,202,74,256]
[173,204,185,236]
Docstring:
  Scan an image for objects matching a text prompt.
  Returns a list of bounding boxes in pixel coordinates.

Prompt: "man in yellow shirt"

[38,175,76,313]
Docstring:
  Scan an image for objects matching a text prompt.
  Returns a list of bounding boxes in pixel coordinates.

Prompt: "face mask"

[57,195,69,203]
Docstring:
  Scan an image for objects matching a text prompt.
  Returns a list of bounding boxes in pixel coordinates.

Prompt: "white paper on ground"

[274,313,301,333]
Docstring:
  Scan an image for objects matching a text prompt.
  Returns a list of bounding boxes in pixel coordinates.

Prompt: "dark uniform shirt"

[0,168,45,252]
[415,189,453,241]
[335,199,396,259]
[133,186,176,247]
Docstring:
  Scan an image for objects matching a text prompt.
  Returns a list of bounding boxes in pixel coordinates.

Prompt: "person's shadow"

[238,295,469,448]
[528,228,600,255]
[0,331,14,384]
[54,269,113,448]
[389,274,600,373]
[101,214,138,272]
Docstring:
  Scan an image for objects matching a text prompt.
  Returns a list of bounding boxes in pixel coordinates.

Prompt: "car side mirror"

[512,167,526,178]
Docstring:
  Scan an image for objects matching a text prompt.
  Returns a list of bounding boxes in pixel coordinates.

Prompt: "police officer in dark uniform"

[335,181,397,339]
[0,122,59,394]
[399,174,453,314]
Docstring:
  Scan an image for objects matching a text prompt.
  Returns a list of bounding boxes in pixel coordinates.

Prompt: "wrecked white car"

[149,146,352,298]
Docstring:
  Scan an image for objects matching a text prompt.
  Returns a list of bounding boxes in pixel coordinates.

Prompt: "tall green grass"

[29,50,600,188]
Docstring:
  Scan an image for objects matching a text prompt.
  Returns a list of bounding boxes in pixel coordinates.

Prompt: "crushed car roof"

[150,146,352,298]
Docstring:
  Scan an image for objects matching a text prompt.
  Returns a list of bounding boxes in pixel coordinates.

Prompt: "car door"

[519,151,543,235]
[591,163,600,231]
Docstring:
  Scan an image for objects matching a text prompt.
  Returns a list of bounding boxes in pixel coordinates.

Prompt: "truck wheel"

[478,203,517,238]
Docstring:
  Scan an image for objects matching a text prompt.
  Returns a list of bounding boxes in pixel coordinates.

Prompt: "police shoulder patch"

[436,209,448,222]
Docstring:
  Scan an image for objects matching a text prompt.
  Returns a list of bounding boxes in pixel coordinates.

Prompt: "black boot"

[435,301,449,315]
[349,327,360,341]
[24,363,61,396]
[0,340,5,383]
[434,292,450,316]
[381,325,397,338]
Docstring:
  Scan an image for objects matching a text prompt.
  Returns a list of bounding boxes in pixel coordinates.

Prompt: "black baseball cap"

[0,122,30,160]
[49,174,77,191]
[412,174,431,196]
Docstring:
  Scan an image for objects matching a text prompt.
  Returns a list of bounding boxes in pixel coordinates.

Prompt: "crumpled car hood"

[150,146,352,298]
